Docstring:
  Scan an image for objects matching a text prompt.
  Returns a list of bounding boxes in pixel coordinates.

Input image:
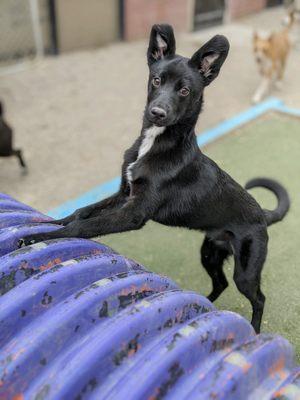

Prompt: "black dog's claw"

[18,238,36,248]
[18,238,26,248]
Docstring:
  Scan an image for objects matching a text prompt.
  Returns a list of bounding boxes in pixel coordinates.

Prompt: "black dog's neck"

[142,108,201,154]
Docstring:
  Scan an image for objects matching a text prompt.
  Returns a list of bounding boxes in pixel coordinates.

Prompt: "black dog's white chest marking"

[126,126,165,185]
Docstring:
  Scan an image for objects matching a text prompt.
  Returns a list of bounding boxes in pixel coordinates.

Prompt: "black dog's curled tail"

[245,177,290,226]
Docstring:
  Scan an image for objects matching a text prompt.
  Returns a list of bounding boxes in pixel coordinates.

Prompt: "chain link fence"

[0,0,52,71]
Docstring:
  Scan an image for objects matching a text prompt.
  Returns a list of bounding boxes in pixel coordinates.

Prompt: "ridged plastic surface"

[0,194,299,400]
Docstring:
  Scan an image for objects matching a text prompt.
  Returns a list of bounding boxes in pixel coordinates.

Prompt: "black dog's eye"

[179,87,190,97]
[152,77,161,87]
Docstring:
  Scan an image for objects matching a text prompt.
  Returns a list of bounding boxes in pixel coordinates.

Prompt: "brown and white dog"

[252,11,294,104]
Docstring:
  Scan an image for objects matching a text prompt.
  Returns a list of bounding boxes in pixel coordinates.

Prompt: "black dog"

[20,25,290,333]
[0,101,27,172]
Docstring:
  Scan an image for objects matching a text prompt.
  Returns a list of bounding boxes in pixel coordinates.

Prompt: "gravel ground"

[0,6,299,213]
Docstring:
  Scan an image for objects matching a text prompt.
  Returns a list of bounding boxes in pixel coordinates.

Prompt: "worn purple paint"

[0,254,147,346]
[0,223,60,256]
[0,209,51,229]
[0,195,299,400]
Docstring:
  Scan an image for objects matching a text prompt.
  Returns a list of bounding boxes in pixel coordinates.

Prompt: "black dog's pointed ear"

[188,35,229,86]
[147,24,176,66]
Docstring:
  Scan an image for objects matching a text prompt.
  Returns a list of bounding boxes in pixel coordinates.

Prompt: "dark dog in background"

[20,24,290,333]
[0,100,27,172]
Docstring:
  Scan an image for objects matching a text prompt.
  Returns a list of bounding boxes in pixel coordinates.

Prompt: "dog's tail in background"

[245,177,290,226]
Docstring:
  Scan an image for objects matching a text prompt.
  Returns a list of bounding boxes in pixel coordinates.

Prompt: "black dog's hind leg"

[201,236,230,302]
[233,230,268,333]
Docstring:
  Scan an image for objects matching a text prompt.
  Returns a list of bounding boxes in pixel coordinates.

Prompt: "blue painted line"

[196,97,283,147]
[47,97,290,219]
[273,103,300,118]
[48,177,121,219]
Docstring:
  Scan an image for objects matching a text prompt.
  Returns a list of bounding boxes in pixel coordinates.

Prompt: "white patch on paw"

[252,77,271,104]
[252,95,261,104]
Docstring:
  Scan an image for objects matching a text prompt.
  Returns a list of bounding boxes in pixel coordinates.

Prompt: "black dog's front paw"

[18,234,46,248]
[18,238,35,248]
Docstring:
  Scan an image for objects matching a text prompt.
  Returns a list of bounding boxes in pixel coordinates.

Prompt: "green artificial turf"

[100,111,300,360]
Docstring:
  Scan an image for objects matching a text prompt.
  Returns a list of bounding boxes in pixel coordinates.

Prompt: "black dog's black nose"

[150,107,167,119]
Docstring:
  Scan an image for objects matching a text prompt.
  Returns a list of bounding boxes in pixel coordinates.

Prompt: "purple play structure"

[0,193,299,399]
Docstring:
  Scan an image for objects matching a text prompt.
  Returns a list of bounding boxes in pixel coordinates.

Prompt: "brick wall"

[226,0,267,20]
[124,0,192,41]
[123,0,269,41]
